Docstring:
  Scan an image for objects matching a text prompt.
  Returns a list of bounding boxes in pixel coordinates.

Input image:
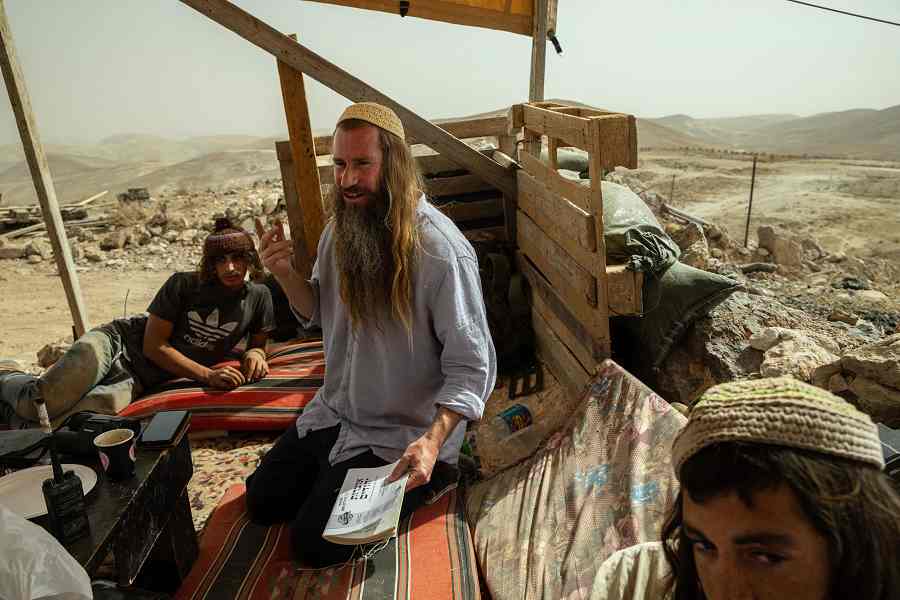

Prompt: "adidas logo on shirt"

[184,309,238,348]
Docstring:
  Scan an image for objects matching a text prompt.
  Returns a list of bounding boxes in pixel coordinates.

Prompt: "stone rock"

[27,254,42,264]
[828,309,858,325]
[757,225,802,266]
[262,194,279,215]
[37,341,71,368]
[77,229,95,243]
[166,216,190,232]
[841,334,900,390]
[100,229,129,251]
[164,230,179,243]
[225,205,240,222]
[834,275,869,290]
[0,245,27,259]
[240,218,256,234]
[135,229,152,245]
[85,246,104,262]
[828,373,850,394]
[754,247,770,259]
[25,239,53,260]
[800,236,825,259]
[710,247,724,259]
[760,334,838,381]
[811,360,842,389]
[148,212,168,227]
[645,292,854,405]
[749,327,795,351]
[848,376,900,427]
[179,229,199,243]
[70,243,84,262]
[855,290,888,303]
[827,252,847,263]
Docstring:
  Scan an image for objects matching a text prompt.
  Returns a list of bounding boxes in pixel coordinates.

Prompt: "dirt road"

[0,269,169,365]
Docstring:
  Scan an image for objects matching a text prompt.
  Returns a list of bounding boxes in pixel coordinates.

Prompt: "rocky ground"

[1,158,897,426]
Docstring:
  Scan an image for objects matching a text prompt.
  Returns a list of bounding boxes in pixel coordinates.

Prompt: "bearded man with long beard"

[247,103,496,567]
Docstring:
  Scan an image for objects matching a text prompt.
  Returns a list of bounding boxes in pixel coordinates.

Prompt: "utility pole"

[744,155,758,248]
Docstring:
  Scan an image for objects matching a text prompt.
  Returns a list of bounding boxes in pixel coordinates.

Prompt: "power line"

[784,0,900,27]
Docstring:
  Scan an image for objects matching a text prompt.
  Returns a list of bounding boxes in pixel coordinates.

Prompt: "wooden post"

[277,34,324,280]
[179,0,516,198]
[587,119,611,359]
[744,155,758,248]
[0,0,88,337]
[529,0,549,102]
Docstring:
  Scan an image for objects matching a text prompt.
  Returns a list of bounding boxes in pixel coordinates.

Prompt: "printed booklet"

[322,461,409,545]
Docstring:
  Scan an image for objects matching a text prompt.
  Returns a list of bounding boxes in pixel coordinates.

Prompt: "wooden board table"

[42,431,198,590]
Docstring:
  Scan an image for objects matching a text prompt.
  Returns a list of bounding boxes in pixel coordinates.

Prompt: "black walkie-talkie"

[41,437,90,544]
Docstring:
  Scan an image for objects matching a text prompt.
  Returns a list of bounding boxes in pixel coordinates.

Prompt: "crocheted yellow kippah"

[337,102,405,141]
[671,377,884,478]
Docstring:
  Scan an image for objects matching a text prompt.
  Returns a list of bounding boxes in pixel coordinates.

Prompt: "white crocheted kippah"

[671,377,884,478]
[337,102,405,141]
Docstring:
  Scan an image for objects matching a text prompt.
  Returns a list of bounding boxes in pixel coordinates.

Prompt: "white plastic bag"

[0,503,92,600]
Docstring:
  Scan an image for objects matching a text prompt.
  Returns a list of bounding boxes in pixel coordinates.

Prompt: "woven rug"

[187,432,278,532]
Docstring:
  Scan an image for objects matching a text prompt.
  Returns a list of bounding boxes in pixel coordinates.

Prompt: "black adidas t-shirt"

[114,272,275,388]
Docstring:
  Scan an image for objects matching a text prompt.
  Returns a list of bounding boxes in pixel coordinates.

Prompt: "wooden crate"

[508,102,641,397]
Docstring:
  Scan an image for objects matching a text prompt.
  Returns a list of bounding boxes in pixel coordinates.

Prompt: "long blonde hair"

[333,120,424,335]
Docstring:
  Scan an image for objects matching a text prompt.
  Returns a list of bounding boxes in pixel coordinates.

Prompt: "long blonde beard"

[333,192,392,330]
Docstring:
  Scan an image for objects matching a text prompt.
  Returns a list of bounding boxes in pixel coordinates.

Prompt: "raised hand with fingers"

[255,218,294,281]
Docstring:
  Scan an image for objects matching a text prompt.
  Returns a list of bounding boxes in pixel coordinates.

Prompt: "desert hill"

[1,100,897,206]
[650,105,900,159]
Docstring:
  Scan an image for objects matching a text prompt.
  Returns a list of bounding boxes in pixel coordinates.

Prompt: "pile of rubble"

[4,165,898,427]
[607,167,900,426]
[0,180,287,274]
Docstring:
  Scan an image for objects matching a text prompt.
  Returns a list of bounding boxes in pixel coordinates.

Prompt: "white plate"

[0,464,98,519]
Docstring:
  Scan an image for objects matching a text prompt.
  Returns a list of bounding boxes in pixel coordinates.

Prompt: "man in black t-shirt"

[0,219,275,428]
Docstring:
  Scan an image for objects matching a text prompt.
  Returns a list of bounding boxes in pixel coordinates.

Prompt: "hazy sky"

[2,0,899,145]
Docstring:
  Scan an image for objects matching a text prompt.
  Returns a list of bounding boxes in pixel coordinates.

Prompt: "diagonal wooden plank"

[179,0,516,197]
[0,0,88,337]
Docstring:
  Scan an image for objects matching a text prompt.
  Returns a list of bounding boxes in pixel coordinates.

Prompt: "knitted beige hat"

[336,102,405,141]
[671,377,884,478]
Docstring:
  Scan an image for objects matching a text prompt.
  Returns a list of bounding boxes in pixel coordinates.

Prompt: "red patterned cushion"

[175,484,481,600]
[119,340,323,431]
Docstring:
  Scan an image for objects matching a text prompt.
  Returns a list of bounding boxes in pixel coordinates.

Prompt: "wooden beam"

[588,119,612,358]
[532,307,592,400]
[0,0,88,337]
[308,144,477,186]
[436,198,503,222]
[304,0,533,37]
[179,0,516,198]
[426,174,495,198]
[517,210,597,308]
[518,253,601,364]
[519,152,591,211]
[607,264,643,316]
[277,33,324,279]
[529,0,549,102]
[517,170,595,268]
[590,114,639,170]
[522,104,592,151]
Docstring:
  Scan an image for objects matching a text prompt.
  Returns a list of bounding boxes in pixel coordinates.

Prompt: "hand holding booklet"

[323,461,410,545]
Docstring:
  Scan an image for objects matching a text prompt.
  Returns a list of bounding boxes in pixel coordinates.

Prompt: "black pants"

[245,425,427,567]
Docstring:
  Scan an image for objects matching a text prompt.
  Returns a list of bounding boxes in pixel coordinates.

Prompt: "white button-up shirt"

[294,196,496,465]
